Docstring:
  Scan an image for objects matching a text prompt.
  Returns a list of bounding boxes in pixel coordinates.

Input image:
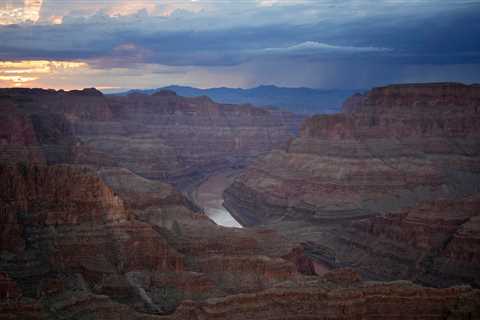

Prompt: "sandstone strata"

[0,163,311,317]
[225,83,480,287]
[3,160,475,319]
[2,84,479,318]
[164,271,480,320]
[0,88,303,188]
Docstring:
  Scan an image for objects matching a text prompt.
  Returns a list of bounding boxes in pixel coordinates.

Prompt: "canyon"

[0,88,303,187]
[120,85,360,115]
[1,84,480,319]
[225,83,480,288]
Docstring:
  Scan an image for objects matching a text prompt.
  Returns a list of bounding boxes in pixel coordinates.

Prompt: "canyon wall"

[1,85,479,318]
[224,83,480,287]
[0,163,313,318]
[0,88,303,188]
[0,89,312,317]
[165,271,480,320]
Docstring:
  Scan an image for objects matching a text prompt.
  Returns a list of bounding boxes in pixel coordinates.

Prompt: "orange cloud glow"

[0,0,208,25]
[0,0,43,25]
[0,60,88,87]
[49,15,63,24]
[107,0,157,16]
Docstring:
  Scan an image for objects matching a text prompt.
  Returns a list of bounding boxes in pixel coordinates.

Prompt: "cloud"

[261,41,392,54]
[0,0,479,89]
[1,6,476,68]
[0,0,43,25]
[0,59,87,87]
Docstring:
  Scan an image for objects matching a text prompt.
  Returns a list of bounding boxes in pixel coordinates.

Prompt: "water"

[193,171,243,228]
[203,205,242,228]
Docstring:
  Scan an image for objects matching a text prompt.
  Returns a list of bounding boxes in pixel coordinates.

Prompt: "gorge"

[1,83,480,319]
[2,0,480,318]
[225,83,480,287]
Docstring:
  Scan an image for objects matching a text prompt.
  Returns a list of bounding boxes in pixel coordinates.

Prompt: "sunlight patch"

[0,0,42,25]
[0,60,88,87]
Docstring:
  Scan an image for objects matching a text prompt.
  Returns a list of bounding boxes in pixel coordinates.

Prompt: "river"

[192,170,243,228]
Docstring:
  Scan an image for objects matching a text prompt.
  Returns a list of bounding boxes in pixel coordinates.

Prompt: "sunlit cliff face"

[0,60,88,87]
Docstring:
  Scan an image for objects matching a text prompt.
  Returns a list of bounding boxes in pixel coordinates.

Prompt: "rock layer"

[0,163,312,317]
[224,83,480,287]
[164,272,480,320]
[2,84,480,318]
[0,88,303,188]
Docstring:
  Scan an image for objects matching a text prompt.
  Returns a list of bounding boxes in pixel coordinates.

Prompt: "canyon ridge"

[1,84,479,319]
[225,83,480,288]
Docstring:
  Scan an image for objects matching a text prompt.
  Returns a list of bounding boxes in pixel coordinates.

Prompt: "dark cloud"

[0,0,479,88]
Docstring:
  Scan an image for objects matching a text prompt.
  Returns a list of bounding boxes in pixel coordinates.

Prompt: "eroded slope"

[224,83,480,287]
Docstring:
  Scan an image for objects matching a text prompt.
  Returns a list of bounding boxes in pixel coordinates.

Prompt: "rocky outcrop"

[2,83,480,318]
[0,163,316,317]
[0,88,303,188]
[0,98,45,165]
[0,272,47,319]
[96,167,199,213]
[0,88,312,317]
[224,83,480,287]
[164,269,480,320]
[0,164,186,314]
[100,93,301,185]
[339,195,480,286]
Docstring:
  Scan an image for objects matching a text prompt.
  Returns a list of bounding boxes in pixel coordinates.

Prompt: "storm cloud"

[0,0,479,89]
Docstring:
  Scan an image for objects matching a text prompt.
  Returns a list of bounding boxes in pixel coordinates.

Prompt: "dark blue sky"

[0,0,479,90]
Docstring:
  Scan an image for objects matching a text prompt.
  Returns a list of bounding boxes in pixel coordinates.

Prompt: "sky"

[0,0,479,91]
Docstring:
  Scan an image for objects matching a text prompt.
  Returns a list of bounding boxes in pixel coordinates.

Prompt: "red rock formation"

[282,246,316,275]
[341,92,366,113]
[323,268,361,284]
[0,88,303,187]
[0,272,46,319]
[2,84,480,318]
[0,272,21,300]
[224,83,480,287]
[164,270,480,320]
[0,98,45,164]
[0,163,315,316]
[0,164,186,314]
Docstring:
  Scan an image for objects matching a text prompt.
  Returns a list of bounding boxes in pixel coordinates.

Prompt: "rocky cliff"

[0,87,310,317]
[224,83,480,287]
[0,88,303,188]
[164,271,480,320]
[0,163,312,317]
[2,84,479,318]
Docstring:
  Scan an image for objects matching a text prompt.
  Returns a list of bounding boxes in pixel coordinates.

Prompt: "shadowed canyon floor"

[1,85,480,319]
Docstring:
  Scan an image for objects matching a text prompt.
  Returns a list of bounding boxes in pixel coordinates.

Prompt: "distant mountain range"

[114,85,364,114]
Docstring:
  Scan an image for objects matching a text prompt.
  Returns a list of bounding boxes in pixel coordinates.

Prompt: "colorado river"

[192,170,243,228]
